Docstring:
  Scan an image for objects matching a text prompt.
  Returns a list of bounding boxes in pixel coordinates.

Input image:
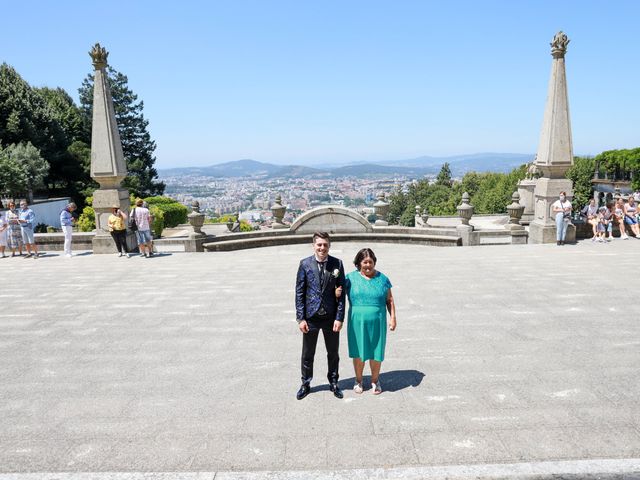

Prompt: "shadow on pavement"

[312,369,425,393]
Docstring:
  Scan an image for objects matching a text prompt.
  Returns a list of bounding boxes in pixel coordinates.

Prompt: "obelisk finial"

[89,43,109,70]
[550,31,570,58]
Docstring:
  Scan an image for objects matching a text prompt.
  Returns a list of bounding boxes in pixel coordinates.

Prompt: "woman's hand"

[389,316,397,331]
[335,286,343,298]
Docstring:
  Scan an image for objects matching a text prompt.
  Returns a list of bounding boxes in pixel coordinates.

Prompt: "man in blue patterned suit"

[295,231,346,400]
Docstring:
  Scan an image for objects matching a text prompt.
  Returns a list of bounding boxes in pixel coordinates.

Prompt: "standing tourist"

[344,248,396,395]
[108,205,130,257]
[295,232,346,400]
[60,202,77,257]
[142,201,155,255]
[0,209,8,258]
[18,200,38,258]
[552,192,572,246]
[5,201,23,257]
[132,199,153,258]
[623,195,640,238]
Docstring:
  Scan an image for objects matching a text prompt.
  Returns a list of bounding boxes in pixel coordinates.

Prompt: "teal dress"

[345,270,392,362]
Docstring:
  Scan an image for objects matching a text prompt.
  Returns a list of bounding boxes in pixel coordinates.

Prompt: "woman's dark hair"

[354,248,377,270]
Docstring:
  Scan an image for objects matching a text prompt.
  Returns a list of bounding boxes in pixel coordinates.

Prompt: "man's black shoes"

[297,383,343,399]
[329,383,343,399]
[296,384,311,400]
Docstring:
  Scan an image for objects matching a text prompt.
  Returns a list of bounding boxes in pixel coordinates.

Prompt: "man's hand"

[335,286,343,298]
[298,320,309,333]
[332,320,342,332]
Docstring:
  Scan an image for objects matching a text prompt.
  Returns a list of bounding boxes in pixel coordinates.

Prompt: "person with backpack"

[131,199,153,258]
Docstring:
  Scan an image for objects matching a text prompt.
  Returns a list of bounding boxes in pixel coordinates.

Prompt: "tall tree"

[4,142,50,201]
[435,162,453,187]
[79,67,165,198]
[0,144,29,199]
[566,156,596,211]
[0,64,89,201]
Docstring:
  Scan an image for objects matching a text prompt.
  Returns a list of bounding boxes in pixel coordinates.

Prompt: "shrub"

[149,205,164,238]
[77,205,95,232]
[35,223,48,233]
[144,196,177,205]
[144,196,188,228]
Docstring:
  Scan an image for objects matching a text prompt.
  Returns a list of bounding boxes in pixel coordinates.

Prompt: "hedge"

[144,196,188,228]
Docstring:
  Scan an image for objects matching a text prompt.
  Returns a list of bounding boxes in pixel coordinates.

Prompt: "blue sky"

[1,1,638,169]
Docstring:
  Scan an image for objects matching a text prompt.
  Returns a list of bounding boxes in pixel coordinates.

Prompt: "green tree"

[594,148,640,191]
[0,144,29,198]
[565,156,596,211]
[79,67,165,198]
[0,64,91,202]
[435,162,453,187]
[4,142,50,201]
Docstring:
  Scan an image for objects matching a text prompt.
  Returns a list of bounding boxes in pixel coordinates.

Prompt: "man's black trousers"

[300,315,340,386]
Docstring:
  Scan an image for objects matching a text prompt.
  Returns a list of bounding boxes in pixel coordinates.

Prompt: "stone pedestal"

[517,179,536,225]
[529,178,576,244]
[510,230,529,244]
[456,224,479,246]
[92,188,130,253]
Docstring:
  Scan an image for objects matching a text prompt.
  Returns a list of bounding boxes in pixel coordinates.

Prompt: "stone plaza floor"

[1,240,640,479]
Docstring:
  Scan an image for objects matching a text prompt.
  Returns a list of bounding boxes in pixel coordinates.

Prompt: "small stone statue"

[525,161,540,180]
[550,31,570,58]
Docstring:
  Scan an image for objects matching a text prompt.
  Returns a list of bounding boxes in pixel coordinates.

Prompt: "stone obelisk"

[88,43,130,253]
[529,31,575,244]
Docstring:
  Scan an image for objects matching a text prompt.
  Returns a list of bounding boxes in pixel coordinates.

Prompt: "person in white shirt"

[582,198,599,240]
[132,199,153,258]
[0,210,8,258]
[551,191,572,245]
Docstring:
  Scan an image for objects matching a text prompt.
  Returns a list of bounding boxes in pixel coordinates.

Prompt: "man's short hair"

[312,231,331,244]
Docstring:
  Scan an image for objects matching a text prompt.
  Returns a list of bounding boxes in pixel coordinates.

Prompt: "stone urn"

[506,191,525,230]
[421,207,429,226]
[457,192,474,226]
[270,194,287,229]
[187,200,205,236]
[373,193,389,226]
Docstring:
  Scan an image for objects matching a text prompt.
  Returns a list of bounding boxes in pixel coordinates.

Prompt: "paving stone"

[1,241,640,474]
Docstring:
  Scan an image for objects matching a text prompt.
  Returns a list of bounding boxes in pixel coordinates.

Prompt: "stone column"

[529,32,576,244]
[88,43,130,253]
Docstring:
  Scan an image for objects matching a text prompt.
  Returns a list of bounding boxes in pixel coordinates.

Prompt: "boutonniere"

[331,269,340,279]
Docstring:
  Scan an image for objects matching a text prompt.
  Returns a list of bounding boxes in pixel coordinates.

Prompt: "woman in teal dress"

[344,248,396,395]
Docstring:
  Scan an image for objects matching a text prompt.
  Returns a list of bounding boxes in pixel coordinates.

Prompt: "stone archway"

[290,206,373,234]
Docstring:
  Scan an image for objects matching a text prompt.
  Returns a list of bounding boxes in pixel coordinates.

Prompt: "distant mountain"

[159,153,533,179]
[329,163,431,177]
[381,153,533,173]
[160,159,282,177]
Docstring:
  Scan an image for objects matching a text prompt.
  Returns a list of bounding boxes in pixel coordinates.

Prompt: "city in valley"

[162,172,421,226]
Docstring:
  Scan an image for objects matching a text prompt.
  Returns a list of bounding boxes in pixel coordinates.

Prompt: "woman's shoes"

[372,381,382,395]
[353,382,363,394]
